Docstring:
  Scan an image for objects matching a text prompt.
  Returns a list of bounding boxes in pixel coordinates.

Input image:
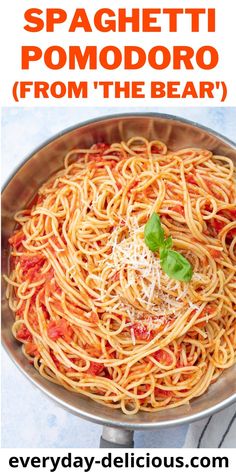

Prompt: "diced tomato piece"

[47,318,72,341]
[201,305,215,316]
[132,323,151,341]
[8,230,25,248]
[172,205,184,215]
[211,218,225,233]
[25,342,39,357]
[16,324,32,342]
[204,203,212,212]
[151,145,163,154]
[154,387,172,398]
[19,254,46,283]
[208,248,222,258]
[20,254,45,272]
[186,174,197,185]
[87,361,104,376]
[153,349,173,365]
[196,306,215,327]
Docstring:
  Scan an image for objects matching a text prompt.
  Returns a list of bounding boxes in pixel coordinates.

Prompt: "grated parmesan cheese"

[93,218,198,325]
[81,215,200,327]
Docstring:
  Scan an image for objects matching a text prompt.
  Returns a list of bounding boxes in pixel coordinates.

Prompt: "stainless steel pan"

[2,113,236,447]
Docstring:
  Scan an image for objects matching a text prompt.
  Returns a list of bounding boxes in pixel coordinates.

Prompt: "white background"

[1,0,236,106]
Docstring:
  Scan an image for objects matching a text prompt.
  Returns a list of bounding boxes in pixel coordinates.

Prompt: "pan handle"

[100,426,134,448]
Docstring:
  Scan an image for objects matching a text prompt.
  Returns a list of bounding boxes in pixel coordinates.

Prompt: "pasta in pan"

[5,137,236,414]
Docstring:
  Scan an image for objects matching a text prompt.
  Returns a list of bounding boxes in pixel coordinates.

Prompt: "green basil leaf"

[160,249,193,282]
[144,213,165,252]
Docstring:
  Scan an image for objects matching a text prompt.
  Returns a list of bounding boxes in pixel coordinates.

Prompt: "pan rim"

[2,111,236,430]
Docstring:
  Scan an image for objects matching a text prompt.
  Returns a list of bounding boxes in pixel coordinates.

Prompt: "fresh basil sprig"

[160,248,193,282]
[144,213,193,282]
[144,213,165,251]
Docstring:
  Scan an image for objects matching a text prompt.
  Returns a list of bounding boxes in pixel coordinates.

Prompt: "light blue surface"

[1,107,236,448]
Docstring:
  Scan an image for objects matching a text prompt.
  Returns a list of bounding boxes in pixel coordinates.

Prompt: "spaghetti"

[5,137,236,414]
